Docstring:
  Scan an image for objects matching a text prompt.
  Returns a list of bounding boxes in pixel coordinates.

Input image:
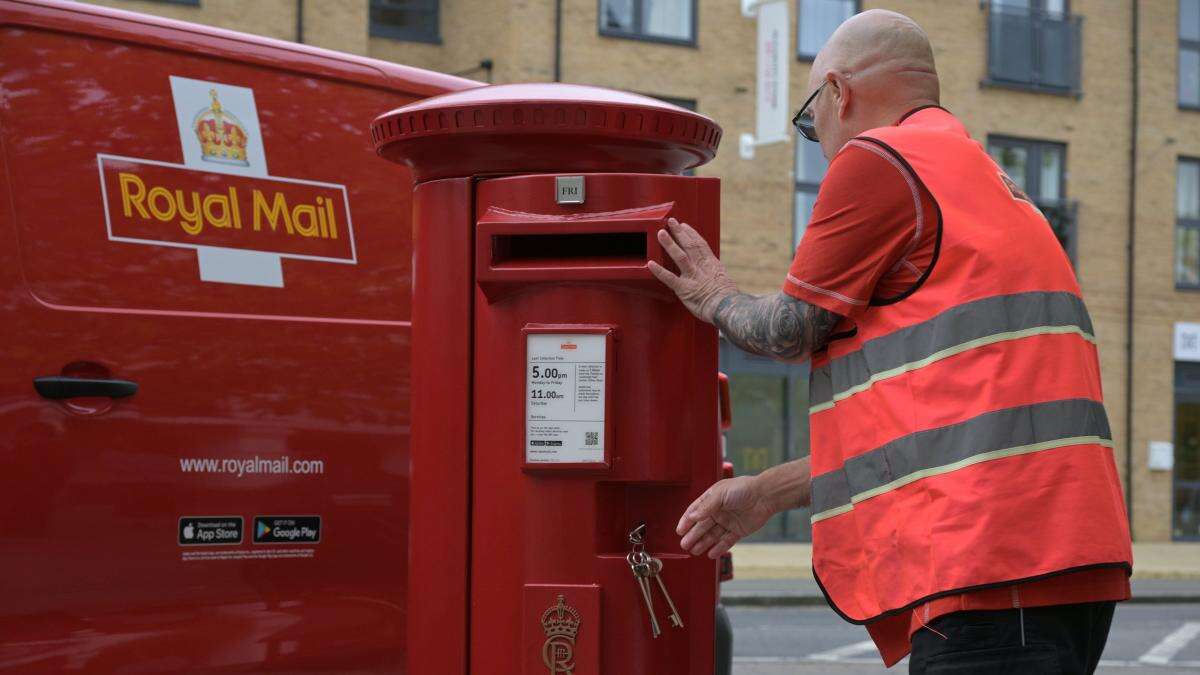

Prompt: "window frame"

[982,0,1082,97]
[793,140,825,248]
[987,135,1077,266]
[1179,156,1200,290]
[795,0,860,62]
[987,135,1068,203]
[646,95,696,111]
[597,0,699,48]
[993,0,1071,11]
[369,0,441,45]
[1181,0,1200,110]
[1173,362,1200,541]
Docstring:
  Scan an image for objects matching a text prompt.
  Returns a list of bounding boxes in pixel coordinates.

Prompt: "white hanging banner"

[755,0,790,144]
[740,0,790,160]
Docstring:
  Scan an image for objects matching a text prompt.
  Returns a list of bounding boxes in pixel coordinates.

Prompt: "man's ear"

[830,72,852,120]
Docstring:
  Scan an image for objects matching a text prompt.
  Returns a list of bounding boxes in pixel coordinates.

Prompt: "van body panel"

[0,1,477,672]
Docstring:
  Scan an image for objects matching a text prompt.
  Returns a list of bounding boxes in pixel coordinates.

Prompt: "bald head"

[815,9,939,104]
[804,10,940,158]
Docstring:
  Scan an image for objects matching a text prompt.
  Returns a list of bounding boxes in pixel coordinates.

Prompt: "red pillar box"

[373,83,723,675]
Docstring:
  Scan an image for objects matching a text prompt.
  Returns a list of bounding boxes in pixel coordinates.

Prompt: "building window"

[794,140,826,247]
[1184,0,1200,108]
[599,0,696,46]
[796,0,857,60]
[369,0,440,44]
[1175,362,1200,540]
[719,340,811,542]
[987,136,1076,266]
[1179,159,1200,288]
[647,95,696,112]
[985,0,1081,95]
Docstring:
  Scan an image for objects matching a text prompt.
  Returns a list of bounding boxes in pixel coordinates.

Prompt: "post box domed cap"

[371,83,722,182]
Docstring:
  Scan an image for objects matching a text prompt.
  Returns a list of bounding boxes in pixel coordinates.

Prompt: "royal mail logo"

[194,89,250,166]
[98,157,354,261]
[541,594,580,674]
[560,343,578,351]
[95,76,356,288]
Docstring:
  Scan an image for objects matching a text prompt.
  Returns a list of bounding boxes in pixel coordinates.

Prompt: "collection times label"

[525,333,606,464]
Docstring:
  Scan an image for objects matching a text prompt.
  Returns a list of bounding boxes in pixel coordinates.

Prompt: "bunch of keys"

[627,522,684,638]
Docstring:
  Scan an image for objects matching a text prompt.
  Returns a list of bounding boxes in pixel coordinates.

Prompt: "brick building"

[80,0,1200,544]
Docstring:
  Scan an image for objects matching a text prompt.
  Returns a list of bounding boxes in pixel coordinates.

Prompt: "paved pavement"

[721,539,1200,671]
[728,603,1200,674]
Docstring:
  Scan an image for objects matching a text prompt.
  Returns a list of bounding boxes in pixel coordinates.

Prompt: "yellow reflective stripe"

[810,503,853,523]
[809,435,1114,524]
[809,325,1096,415]
[810,400,835,414]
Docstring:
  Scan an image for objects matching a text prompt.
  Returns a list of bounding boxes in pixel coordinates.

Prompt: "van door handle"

[33,376,138,400]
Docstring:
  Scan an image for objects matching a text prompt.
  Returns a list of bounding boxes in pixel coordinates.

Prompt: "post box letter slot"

[492,232,646,267]
[474,201,675,299]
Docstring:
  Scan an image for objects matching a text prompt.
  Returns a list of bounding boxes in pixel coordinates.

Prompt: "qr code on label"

[585,432,599,446]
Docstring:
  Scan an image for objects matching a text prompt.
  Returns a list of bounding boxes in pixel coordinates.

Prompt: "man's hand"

[675,476,776,559]
[648,217,737,324]
[649,218,842,361]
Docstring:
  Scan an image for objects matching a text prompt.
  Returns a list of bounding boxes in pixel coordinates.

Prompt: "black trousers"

[908,601,1116,674]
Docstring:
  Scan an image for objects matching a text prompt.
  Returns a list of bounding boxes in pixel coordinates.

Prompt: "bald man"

[651,9,1132,675]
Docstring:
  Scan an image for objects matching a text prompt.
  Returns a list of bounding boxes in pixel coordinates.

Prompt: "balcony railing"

[985,2,1082,96]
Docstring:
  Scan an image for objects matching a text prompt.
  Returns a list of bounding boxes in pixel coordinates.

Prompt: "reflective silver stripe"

[810,366,833,413]
[809,292,1096,413]
[810,398,1112,523]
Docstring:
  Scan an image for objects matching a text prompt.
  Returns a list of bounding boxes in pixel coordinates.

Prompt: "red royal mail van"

[0,1,477,671]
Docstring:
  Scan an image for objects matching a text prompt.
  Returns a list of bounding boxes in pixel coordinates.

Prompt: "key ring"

[628,521,646,546]
[626,551,651,568]
[628,521,647,558]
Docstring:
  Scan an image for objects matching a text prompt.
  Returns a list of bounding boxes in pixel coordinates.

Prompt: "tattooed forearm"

[713,292,842,361]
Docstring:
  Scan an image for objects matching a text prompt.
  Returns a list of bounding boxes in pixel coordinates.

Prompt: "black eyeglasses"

[792,81,828,143]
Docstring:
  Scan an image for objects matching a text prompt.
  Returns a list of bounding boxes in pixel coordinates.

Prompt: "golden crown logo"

[193,89,249,166]
[541,594,580,674]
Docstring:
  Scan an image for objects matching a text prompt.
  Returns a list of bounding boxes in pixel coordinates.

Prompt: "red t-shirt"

[784,124,1130,666]
[784,137,938,314]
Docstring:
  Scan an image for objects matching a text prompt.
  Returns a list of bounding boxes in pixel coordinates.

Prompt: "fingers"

[686,520,737,557]
[676,489,715,535]
[677,487,736,556]
[687,527,722,556]
[656,228,692,274]
[677,488,719,551]
[667,217,710,256]
[675,506,690,535]
[647,260,680,290]
[708,529,742,559]
[679,516,719,552]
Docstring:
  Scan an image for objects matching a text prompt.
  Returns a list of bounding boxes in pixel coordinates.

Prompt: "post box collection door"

[470,172,722,674]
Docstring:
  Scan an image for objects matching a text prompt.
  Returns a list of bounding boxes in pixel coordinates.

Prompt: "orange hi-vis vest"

[808,108,1133,625]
